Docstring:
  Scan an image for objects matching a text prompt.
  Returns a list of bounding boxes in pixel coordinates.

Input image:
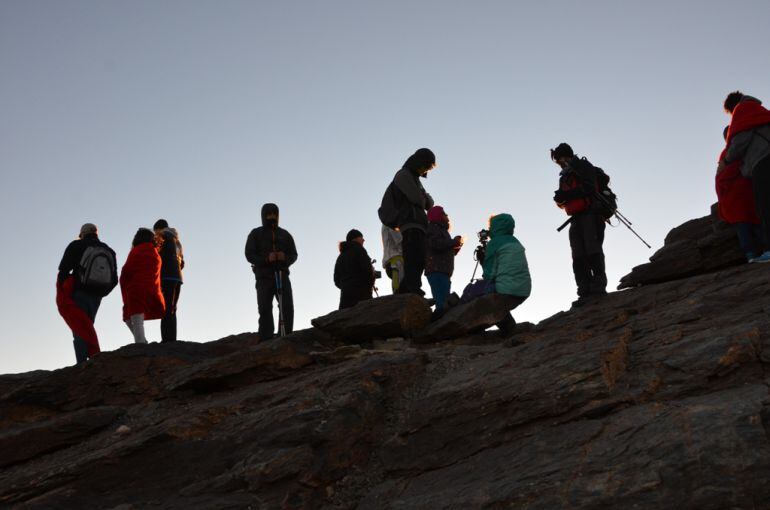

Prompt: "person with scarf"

[481,213,531,333]
[720,91,770,262]
[120,228,165,344]
[425,205,463,319]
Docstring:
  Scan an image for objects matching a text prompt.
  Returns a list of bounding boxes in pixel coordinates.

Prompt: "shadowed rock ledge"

[1,210,770,509]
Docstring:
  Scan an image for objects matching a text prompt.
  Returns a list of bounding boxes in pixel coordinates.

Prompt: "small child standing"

[425,206,463,319]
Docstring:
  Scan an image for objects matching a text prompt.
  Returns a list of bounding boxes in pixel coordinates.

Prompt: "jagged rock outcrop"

[2,211,770,509]
[619,204,745,289]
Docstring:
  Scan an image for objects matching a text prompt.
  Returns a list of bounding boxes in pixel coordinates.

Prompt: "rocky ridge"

[1,209,769,509]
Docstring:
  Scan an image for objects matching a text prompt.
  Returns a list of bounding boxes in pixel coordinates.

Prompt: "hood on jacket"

[338,240,365,253]
[402,148,436,176]
[490,214,515,237]
[427,206,447,225]
[261,203,280,227]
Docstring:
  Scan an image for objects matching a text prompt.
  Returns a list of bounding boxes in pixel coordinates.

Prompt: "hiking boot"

[751,251,770,263]
[431,308,446,322]
[446,292,461,308]
[571,296,590,308]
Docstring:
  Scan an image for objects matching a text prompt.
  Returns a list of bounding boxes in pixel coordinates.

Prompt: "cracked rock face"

[2,211,770,509]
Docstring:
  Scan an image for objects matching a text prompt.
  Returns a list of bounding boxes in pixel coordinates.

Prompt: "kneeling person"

[334,229,375,309]
[482,214,531,334]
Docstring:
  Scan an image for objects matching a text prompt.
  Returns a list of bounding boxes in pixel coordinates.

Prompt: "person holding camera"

[551,142,608,307]
[481,213,531,333]
[245,203,298,339]
[334,229,376,309]
[426,206,463,319]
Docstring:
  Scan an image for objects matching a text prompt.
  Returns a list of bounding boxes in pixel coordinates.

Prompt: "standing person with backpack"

[719,91,770,262]
[425,206,463,319]
[120,228,166,344]
[551,143,610,307]
[381,225,403,293]
[56,223,118,363]
[245,203,298,340]
[378,148,436,295]
[334,229,376,309]
[153,219,185,342]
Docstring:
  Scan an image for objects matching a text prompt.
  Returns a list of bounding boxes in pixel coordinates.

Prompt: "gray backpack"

[78,246,116,295]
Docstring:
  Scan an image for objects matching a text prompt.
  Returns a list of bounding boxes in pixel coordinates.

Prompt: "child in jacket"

[426,206,463,317]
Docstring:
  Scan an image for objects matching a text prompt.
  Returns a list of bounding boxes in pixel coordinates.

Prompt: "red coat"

[715,147,759,224]
[727,100,770,141]
[120,242,165,321]
[56,276,101,356]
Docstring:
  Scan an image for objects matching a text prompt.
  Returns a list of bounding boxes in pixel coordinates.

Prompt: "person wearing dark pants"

[391,148,436,295]
[56,223,117,363]
[720,91,770,262]
[256,276,294,337]
[551,142,609,307]
[568,212,607,299]
[425,205,463,318]
[153,219,185,342]
[245,203,298,340]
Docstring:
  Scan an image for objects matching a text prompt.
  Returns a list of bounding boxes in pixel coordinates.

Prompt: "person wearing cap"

[153,219,185,342]
[334,229,376,309]
[56,223,118,363]
[245,203,298,339]
[392,148,436,295]
[425,206,463,319]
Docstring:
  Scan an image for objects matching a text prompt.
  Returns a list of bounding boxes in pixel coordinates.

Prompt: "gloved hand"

[554,190,567,203]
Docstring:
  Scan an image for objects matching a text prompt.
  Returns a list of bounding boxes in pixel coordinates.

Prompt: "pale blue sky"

[1,0,768,373]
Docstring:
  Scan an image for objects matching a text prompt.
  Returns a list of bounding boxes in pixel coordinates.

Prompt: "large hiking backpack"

[78,245,117,296]
[593,166,618,220]
[378,181,404,229]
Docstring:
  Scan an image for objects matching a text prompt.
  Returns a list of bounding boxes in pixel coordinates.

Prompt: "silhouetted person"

[715,126,763,261]
[392,148,435,295]
[334,229,375,309]
[153,219,184,342]
[720,91,770,262]
[551,143,607,307]
[56,223,117,363]
[120,228,166,344]
[245,203,298,339]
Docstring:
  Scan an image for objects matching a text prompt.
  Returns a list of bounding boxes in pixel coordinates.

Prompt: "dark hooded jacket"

[334,241,375,292]
[426,210,458,276]
[392,149,436,232]
[158,228,184,282]
[245,204,298,279]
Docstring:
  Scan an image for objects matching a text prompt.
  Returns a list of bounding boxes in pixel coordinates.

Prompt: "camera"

[474,229,490,263]
[373,270,382,279]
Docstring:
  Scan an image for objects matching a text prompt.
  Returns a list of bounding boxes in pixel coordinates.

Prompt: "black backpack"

[378,181,405,229]
[78,245,117,296]
[574,157,617,220]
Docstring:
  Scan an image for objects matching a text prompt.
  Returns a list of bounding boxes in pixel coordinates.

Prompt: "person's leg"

[129,314,147,344]
[400,230,427,295]
[391,257,403,293]
[256,278,276,340]
[73,337,89,363]
[281,275,294,335]
[752,223,765,255]
[734,223,756,259]
[71,289,102,357]
[495,295,527,333]
[569,217,591,298]
[432,273,451,311]
[160,281,180,342]
[751,156,770,250]
[585,214,607,295]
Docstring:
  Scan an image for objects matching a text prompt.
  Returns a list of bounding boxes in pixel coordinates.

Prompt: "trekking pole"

[271,226,287,337]
[593,192,652,249]
[556,217,573,232]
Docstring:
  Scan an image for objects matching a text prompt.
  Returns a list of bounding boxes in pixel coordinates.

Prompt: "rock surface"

[413,293,517,343]
[2,212,770,509]
[618,204,745,289]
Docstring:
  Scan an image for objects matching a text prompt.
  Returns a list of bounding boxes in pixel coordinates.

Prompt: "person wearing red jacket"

[715,125,763,260]
[120,228,165,344]
[719,91,770,262]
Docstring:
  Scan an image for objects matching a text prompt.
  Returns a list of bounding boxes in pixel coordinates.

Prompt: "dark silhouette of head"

[153,219,169,232]
[132,228,155,247]
[723,125,730,141]
[550,143,574,163]
[261,203,280,227]
[403,148,436,175]
[724,91,745,114]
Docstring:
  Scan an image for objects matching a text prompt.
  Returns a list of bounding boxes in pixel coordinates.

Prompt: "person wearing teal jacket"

[482,213,531,333]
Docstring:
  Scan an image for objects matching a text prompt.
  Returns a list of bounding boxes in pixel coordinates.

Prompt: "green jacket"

[482,214,531,297]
